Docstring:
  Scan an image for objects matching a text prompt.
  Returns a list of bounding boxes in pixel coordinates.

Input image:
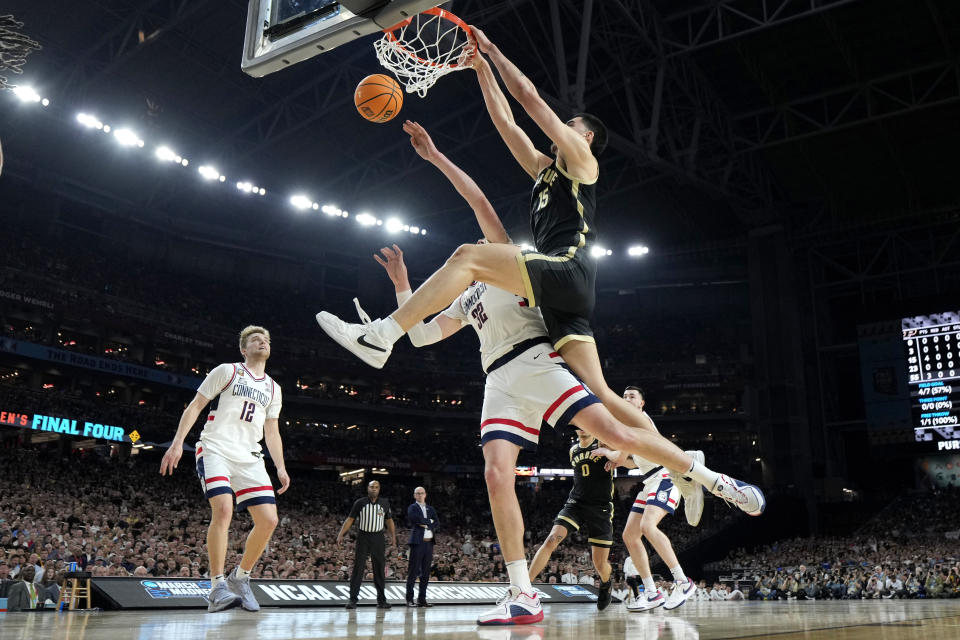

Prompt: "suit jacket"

[6,581,40,611]
[407,502,438,545]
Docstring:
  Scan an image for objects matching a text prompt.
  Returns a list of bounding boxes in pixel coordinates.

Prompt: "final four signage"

[0,409,133,443]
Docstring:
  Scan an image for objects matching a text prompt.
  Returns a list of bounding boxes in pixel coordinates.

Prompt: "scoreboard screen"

[903,311,960,451]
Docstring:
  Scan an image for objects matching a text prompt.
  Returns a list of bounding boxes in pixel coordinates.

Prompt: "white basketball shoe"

[709,474,766,516]
[316,298,393,369]
[664,578,696,610]
[477,586,544,626]
[626,588,665,612]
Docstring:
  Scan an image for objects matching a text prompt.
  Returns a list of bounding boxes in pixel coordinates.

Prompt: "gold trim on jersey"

[527,163,591,261]
[515,253,537,307]
[557,515,580,531]
[555,158,599,186]
[554,334,596,351]
[588,537,613,546]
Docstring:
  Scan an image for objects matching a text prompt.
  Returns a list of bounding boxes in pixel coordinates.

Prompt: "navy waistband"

[638,465,665,483]
[484,337,553,375]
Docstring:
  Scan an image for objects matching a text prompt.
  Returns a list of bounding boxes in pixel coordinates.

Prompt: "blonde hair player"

[159,325,288,612]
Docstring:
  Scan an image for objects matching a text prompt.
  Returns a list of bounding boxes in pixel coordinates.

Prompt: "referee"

[337,480,397,609]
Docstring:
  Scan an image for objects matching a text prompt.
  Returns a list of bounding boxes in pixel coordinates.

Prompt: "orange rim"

[382,7,473,70]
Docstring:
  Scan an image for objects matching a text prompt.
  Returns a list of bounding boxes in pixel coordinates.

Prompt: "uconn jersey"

[441,281,546,372]
[630,451,680,516]
[196,362,282,462]
[441,282,601,450]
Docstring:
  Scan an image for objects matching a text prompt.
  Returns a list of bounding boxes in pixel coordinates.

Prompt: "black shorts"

[554,500,614,547]
[515,250,596,350]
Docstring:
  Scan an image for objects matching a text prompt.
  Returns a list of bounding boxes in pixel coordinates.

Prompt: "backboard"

[242,0,444,78]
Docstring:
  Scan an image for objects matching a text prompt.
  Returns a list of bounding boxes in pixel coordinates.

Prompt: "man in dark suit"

[6,565,40,611]
[406,486,438,607]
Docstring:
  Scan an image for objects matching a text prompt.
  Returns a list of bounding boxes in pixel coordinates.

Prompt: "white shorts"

[195,441,275,509]
[481,341,601,451]
[632,471,679,515]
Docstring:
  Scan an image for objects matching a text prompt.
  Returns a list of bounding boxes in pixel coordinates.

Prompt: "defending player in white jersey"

[355,122,763,625]
[595,387,697,612]
[159,326,289,613]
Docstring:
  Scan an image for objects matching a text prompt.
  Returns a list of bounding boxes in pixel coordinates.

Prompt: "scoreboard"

[903,311,960,451]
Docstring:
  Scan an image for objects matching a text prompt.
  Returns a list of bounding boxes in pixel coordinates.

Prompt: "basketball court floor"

[2,600,959,640]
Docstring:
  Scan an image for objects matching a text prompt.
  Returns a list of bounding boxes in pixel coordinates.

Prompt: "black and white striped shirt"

[349,497,393,533]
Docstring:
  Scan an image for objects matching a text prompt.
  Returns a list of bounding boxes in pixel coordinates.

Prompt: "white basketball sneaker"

[670,450,705,527]
[626,588,665,612]
[206,581,242,613]
[477,586,544,625]
[225,566,259,612]
[709,474,766,516]
[315,298,393,369]
[664,578,695,610]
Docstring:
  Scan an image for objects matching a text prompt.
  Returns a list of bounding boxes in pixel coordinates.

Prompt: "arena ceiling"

[3,0,960,264]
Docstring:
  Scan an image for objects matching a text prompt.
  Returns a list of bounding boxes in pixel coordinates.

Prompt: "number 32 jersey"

[441,282,547,372]
[196,362,283,462]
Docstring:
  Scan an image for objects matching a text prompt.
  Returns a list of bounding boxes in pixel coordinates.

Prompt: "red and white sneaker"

[477,586,544,626]
[664,578,696,610]
[626,588,665,612]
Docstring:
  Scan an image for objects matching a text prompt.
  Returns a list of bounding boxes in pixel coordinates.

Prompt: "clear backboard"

[242,0,443,78]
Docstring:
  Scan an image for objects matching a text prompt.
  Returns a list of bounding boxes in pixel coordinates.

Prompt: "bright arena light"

[356,212,377,226]
[41,98,49,107]
[76,113,103,129]
[519,242,534,251]
[12,85,42,103]
[198,165,221,181]
[155,146,178,162]
[628,245,650,257]
[420,229,427,235]
[322,204,342,217]
[590,246,612,258]
[290,194,313,210]
[409,226,419,234]
[385,217,404,233]
[113,128,142,147]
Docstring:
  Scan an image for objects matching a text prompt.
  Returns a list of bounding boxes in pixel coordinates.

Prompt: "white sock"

[686,459,720,490]
[506,559,533,594]
[670,566,686,583]
[642,576,657,593]
[379,315,405,344]
[212,574,225,588]
[237,567,252,579]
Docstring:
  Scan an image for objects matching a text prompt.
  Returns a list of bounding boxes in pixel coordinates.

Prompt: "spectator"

[6,565,40,611]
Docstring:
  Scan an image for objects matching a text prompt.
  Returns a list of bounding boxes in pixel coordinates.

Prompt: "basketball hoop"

[374,8,474,98]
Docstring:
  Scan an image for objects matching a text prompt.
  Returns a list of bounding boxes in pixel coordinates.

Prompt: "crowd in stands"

[705,487,960,600]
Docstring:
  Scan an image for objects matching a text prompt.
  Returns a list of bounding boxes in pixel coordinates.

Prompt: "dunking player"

[356,122,759,624]
[317,26,764,519]
[160,326,288,612]
[528,428,615,611]
[596,387,696,612]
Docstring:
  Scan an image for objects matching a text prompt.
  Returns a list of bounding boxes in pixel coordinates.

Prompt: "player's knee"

[484,464,512,493]
[640,519,660,539]
[210,503,233,525]
[448,244,478,270]
[259,510,279,531]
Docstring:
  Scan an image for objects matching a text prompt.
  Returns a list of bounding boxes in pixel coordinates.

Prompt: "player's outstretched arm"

[159,392,211,475]
[593,447,635,472]
[470,53,550,180]
[263,418,290,494]
[374,244,464,347]
[402,120,510,244]
[472,27,597,181]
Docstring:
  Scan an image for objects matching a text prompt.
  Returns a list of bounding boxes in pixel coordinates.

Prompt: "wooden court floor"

[2,599,959,640]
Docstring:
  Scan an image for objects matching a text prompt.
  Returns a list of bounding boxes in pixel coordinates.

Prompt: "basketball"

[354,74,403,123]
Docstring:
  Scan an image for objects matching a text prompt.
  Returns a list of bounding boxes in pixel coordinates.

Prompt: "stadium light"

[198,165,221,181]
[409,225,419,234]
[76,113,103,129]
[385,217,404,233]
[289,194,312,209]
[420,229,427,235]
[356,212,377,226]
[12,85,42,103]
[519,242,534,251]
[155,146,178,162]
[628,245,650,257]
[590,246,612,258]
[113,128,143,147]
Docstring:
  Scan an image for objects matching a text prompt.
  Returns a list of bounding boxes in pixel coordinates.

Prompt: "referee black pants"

[350,531,386,603]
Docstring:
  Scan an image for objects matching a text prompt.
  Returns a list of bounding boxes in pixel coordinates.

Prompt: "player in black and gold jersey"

[528,429,614,611]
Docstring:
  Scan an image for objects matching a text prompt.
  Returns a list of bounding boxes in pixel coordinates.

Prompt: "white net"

[374,9,474,98]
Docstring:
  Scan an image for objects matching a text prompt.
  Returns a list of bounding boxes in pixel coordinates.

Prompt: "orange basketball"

[354,74,403,123]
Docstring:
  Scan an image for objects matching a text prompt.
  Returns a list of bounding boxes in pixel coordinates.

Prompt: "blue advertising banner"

[0,337,202,389]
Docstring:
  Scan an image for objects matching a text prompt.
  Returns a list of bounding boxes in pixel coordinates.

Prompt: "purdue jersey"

[442,281,547,372]
[196,362,282,462]
[529,160,598,258]
[568,438,615,505]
